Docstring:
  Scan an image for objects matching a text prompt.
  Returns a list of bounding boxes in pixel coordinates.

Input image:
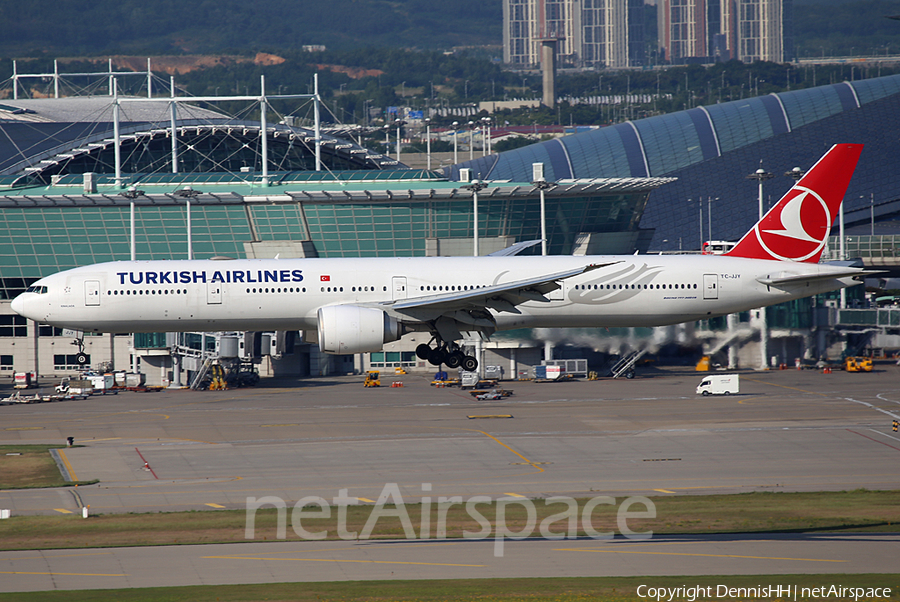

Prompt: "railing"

[836,308,900,326]
[822,235,900,262]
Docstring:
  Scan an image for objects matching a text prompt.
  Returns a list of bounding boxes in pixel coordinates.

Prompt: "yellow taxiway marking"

[555,547,845,563]
[467,415,513,419]
[0,571,127,577]
[380,422,546,476]
[503,492,527,498]
[4,427,44,431]
[475,429,545,474]
[203,555,485,568]
[742,377,828,397]
[653,489,676,494]
[356,497,376,503]
[57,448,79,482]
[219,542,467,558]
[55,411,170,424]
[6,552,113,561]
[54,508,73,514]
[205,503,226,509]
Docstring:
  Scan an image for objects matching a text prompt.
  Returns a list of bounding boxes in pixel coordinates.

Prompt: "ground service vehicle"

[844,357,873,372]
[13,372,34,389]
[364,371,381,387]
[696,374,740,396]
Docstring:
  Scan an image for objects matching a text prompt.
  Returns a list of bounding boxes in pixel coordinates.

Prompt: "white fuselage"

[11,255,858,334]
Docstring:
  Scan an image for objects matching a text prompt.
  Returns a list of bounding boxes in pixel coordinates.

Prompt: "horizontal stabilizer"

[756,269,870,286]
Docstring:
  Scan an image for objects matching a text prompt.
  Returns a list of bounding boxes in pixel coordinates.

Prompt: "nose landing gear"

[71,334,88,365]
[416,341,478,370]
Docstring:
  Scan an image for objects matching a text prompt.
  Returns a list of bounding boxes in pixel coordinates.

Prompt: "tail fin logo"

[753,186,831,262]
[727,144,862,263]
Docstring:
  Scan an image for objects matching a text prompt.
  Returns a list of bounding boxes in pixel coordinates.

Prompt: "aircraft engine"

[317,305,401,354]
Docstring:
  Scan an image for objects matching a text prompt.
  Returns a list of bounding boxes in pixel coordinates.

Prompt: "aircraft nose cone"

[10,294,25,317]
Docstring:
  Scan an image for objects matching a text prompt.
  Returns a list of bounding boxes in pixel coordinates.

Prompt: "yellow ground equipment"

[844,356,873,372]
[208,365,227,390]
[364,371,381,387]
[695,356,710,371]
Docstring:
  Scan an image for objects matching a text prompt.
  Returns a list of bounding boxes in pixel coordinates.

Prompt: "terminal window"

[0,355,12,371]
[369,351,416,368]
[0,315,27,337]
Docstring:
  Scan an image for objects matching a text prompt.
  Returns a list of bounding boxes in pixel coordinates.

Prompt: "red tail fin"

[726,143,863,263]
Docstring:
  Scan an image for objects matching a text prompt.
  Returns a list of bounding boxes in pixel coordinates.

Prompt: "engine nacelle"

[317,305,401,354]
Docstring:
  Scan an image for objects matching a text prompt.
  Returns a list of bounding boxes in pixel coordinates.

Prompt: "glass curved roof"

[454,73,900,182]
[0,97,401,180]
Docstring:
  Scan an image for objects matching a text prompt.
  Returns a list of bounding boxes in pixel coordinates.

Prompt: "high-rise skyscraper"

[503,0,645,69]
[657,0,792,63]
[736,0,792,62]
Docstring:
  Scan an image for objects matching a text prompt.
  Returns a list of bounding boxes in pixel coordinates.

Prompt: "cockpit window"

[24,286,48,294]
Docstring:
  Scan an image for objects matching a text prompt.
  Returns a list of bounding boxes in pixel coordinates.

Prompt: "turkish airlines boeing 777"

[11,144,867,371]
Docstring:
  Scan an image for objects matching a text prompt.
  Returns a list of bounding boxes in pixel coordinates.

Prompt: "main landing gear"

[415,342,478,371]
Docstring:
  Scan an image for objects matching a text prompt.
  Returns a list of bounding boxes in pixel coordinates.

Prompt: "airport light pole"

[532,180,557,256]
[170,185,196,390]
[748,164,775,219]
[170,76,179,174]
[177,186,201,260]
[363,99,372,127]
[120,185,146,381]
[120,186,145,261]
[687,198,702,249]
[707,197,718,242]
[112,79,122,188]
[870,192,875,236]
[481,117,491,157]
[452,121,459,165]
[394,118,406,163]
[425,118,431,171]
[462,180,488,256]
[785,166,804,182]
[467,120,475,161]
[747,164,775,369]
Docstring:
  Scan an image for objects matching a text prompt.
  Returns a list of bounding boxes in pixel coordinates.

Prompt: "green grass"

[0,490,898,552]
[0,444,96,490]
[0,575,898,601]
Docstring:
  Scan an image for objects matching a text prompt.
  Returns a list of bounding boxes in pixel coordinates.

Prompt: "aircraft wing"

[385,262,617,315]
[487,239,543,257]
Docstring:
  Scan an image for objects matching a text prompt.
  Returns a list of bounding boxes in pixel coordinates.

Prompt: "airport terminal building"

[2,73,900,384]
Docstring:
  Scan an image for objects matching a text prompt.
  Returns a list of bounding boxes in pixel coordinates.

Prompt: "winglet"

[726,144,864,263]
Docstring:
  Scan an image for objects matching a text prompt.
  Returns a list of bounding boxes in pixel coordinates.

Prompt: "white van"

[696,374,739,396]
